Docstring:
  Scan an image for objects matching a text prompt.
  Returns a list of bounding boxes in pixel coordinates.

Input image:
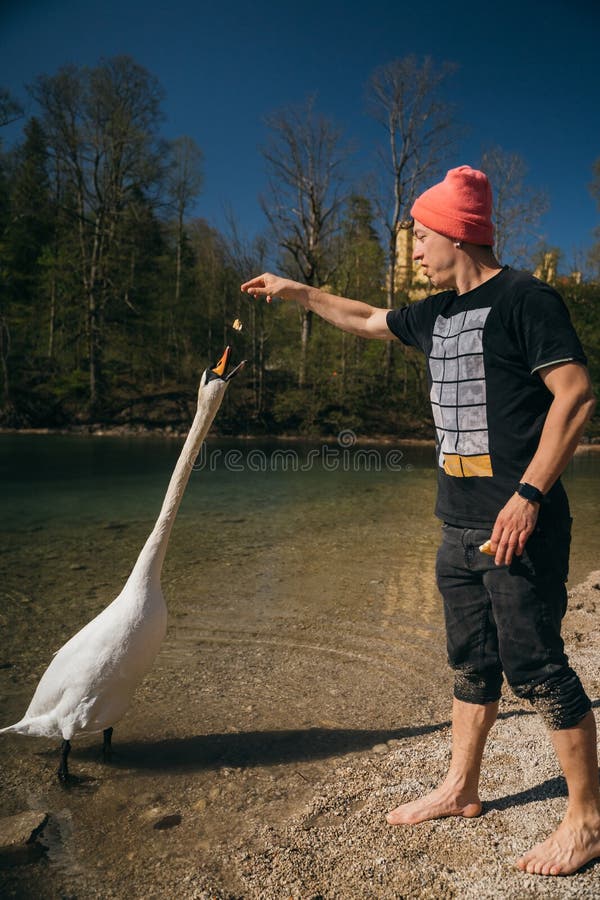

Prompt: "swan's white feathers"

[3,573,168,739]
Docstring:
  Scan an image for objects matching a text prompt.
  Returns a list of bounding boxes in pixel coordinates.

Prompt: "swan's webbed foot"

[102,727,113,762]
[57,738,71,783]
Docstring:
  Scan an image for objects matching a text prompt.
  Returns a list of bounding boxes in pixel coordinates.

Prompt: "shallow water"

[0,435,598,897]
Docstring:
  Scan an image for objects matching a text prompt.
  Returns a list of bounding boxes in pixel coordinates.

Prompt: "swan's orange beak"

[208,346,246,382]
[211,346,231,378]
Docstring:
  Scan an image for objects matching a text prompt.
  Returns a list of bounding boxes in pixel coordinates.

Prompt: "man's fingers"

[241,281,276,303]
[517,530,530,555]
[241,279,265,292]
[493,527,512,565]
[494,537,508,566]
[503,544,516,566]
[494,529,525,566]
[489,528,502,552]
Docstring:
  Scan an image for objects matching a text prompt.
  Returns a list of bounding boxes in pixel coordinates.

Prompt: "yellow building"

[534,251,558,284]
[394,223,433,301]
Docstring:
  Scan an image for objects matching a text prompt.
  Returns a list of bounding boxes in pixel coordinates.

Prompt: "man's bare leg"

[516,710,600,876]
[387,697,498,825]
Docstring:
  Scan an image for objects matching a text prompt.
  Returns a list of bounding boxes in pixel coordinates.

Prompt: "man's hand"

[489,493,540,566]
[241,272,298,304]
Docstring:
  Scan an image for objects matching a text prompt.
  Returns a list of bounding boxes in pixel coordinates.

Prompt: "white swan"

[0,347,244,780]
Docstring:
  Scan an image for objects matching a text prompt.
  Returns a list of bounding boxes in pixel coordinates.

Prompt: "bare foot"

[516,815,600,876]
[386,782,482,825]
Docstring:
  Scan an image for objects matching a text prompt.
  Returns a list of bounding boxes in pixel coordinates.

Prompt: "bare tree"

[261,96,349,386]
[225,212,270,416]
[366,56,458,387]
[480,146,549,266]
[367,56,459,312]
[586,158,600,280]
[165,136,203,310]
[0,87,23,128]
[163,136,203,373]
[587,231,600,281]
[590,157,600,207]
[0,88,24,409]
[31,57,164,409]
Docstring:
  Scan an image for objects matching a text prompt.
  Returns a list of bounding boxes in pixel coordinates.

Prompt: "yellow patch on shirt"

[443,453,493,478]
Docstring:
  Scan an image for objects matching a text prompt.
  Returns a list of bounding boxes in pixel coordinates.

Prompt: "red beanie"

[410,165,494,245]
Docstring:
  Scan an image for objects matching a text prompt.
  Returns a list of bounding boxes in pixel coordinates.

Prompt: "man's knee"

[510,667,591,730]
[453,666,503,706]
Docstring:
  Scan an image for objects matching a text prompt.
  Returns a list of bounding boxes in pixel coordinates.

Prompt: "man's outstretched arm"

[241,272,394,341]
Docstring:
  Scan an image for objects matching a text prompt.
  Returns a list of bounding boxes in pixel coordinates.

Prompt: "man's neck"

[454,255,503,296]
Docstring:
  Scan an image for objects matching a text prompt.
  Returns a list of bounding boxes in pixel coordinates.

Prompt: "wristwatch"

[517,482,544,503]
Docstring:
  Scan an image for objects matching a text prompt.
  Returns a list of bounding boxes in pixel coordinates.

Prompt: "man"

[241,165,599,877]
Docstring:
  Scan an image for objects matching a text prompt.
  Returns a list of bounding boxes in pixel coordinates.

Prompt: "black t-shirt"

[386,267,587,528]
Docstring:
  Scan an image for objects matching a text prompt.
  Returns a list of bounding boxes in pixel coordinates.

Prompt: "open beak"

[208,346,246,382]
[211,346,231,377]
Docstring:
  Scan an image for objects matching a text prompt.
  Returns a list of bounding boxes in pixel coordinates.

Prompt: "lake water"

[1,433,598,723]
[0,434,598,896]
[2,433,598,601]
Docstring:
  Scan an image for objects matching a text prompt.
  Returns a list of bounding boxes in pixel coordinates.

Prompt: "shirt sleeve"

[513,282,587,374]
[386,300,428,351]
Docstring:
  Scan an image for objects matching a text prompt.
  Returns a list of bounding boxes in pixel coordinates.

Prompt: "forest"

[1,56,598,438]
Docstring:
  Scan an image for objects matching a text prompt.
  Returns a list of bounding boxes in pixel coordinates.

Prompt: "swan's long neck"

[133,389,224,580]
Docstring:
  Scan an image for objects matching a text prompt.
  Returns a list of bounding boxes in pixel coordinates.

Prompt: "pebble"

[153,814,182,830]
[0,810,49,858]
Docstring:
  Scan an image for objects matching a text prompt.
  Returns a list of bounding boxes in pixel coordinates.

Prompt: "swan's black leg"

[102,727,113,762]
[58,739,71,782]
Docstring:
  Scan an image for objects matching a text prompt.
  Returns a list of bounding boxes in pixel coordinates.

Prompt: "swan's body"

[1,348,243,775]
[3,544,168,741]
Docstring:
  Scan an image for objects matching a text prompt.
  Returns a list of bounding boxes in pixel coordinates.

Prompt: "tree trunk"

[88,289,98,410]
[174,210,183,377]
[341,331,347,398]
[86,218,103,412]
[0,315,11,407]
[299,309,313,387]
[175,213,183,310]
[258,332,265,416]
[48,268,56,358]
[384,227,398,386]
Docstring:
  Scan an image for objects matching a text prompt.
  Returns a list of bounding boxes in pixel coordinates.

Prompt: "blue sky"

[1,0,599,269]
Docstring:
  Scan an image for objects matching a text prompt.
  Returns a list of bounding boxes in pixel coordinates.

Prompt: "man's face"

[412,220,458,290]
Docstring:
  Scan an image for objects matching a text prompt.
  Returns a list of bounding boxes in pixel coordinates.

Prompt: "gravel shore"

[196,573,600,900]
[2,572,600,898]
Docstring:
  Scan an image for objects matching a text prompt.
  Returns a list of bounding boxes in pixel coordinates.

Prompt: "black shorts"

[435,519,590,728]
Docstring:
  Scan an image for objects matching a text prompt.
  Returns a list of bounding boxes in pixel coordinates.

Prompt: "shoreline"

[0,425,437,446]
[1,426,599,452]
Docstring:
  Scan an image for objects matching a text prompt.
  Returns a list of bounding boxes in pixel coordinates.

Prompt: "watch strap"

[517,482,544,503]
